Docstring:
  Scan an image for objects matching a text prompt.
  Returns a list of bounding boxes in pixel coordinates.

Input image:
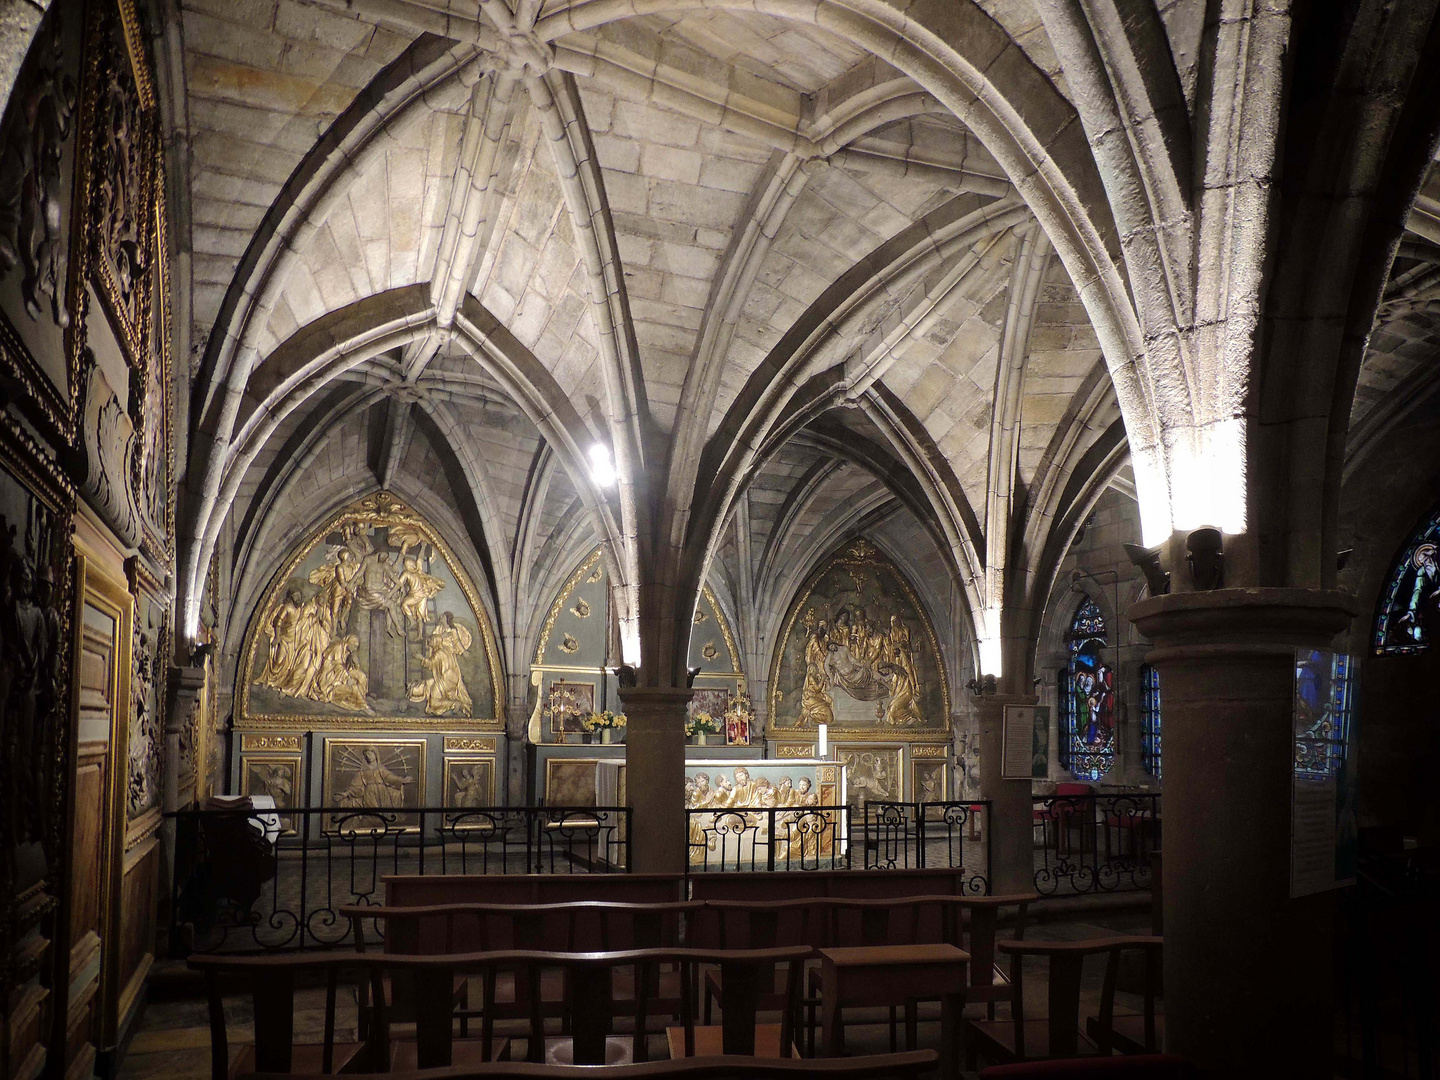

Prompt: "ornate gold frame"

[321,737,427,832]
[767,538,951,739]
[238,492,505,729]
[238,753,303,835]
[442,755,496,807]
[545,758,602,807]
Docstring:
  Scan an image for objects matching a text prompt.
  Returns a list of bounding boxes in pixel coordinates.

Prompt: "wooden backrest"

[191,954,385,1080]
[1097,936,1164,1054]
[956,894,1035,989]
[343,901,703,954]
[688,868,977,902]
[381,874,683,909]
[996,936,1163,1059]
[240,1048,940,1079]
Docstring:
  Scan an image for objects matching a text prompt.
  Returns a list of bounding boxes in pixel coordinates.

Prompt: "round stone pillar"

[617,686,693,874]
[1129,588,1356,1077]
[974,691,1039,895]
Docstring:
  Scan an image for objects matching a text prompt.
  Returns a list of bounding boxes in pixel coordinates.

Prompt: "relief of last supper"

[768,539,948,735]
[241,493,502,725]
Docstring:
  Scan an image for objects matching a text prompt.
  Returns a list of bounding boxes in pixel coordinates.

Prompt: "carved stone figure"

[408,612,473,715]
[94,20,148,322]
[0,11,75,327]
[127,600,166,818]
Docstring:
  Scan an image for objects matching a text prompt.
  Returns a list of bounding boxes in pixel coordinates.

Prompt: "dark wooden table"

[818,942,970,1079]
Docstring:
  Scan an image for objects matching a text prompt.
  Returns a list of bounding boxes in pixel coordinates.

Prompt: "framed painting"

[912,760,949,806]
[545,758,600,807]
[837,744,903,809]
[443,756,495,809]
[321,737,425,833]
[239,754,302,835]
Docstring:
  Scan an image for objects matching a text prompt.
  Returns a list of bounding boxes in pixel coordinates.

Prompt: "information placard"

[1001,705,1047,779]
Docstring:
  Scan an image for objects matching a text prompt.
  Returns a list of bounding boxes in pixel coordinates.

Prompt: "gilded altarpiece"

[236,494,505,816]
[768,539,951,806]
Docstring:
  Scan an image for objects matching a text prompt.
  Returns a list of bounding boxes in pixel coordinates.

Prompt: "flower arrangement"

[686,711,722,739]
[582,710,627,731]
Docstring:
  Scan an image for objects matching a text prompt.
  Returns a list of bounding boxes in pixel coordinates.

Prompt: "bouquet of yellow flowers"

[582,710,627,731]
[685,711,721,737]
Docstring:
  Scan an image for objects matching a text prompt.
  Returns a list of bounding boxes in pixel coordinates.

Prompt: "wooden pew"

[192,946,811,1071]
[381,874,684,909]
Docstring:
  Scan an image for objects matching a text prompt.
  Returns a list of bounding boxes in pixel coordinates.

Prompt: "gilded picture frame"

[239,753,303,835]
[443,756,496,809]
[321,737,426,833]
[836,744,904,809]
[912,760,950,807]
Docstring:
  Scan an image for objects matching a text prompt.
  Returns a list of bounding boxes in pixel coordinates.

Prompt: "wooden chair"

[660,947,809,1062]
[695,900,824,1029]
[1084,938,1163,1055]
[964,937,1163,1067]
[190,953,381,1080]
[238,1048,939,1079]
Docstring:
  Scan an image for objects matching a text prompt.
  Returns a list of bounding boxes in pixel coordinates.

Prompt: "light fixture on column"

[1185,527,1224,590]
[965,674,996,697]
[589,443,618,488]
[686,665,702,688]
[1123,542,1171,596]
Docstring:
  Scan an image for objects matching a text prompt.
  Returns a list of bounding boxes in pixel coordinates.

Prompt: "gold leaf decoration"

[560,634,579,654]
[693,609,707,624]
[586,566,603,583]
[571,597,591,618]
[701,641,719,661]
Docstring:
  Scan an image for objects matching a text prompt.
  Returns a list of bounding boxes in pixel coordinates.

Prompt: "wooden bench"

[193,946,811,1071]
[381,874,684,909]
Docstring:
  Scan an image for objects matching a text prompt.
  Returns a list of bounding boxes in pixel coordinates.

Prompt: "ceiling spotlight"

[589,444,618,488]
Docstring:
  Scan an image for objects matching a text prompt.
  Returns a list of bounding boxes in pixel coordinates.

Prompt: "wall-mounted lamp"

[965,674,997,697]
[589,443,618,488]
[615,664,638,688]
[1337,548,1353,571]
[1185,527,1224,590]
[818,722,829,758]
[1123,542,1171,596]
[686,665,702,688]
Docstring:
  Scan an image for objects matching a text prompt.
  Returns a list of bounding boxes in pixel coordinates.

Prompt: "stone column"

[975,691,1039,895]
[618,686,694,874]
[1130,588,1355,1077]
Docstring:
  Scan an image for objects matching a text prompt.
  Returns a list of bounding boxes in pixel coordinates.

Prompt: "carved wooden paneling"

[68,749,105,963]
[114,837,156,1034]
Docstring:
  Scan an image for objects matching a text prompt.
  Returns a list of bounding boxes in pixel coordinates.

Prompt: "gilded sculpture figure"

[398,556,445,635]
[334,746,411,808]
[409,611,473,715]
[798,612,835,727]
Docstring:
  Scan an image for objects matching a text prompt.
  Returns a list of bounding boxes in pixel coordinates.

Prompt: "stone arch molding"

[238,492,506,729]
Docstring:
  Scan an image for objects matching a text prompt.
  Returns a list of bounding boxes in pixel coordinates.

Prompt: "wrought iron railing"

[1031,793,1160,895]
[167,804,629,953]
[685,801,991,893]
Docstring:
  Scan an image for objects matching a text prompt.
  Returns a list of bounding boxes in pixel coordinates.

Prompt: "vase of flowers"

[686,711,721,746]
[582,710,626,743]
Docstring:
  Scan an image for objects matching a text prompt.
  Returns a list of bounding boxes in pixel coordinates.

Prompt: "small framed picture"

[725,711,751,746]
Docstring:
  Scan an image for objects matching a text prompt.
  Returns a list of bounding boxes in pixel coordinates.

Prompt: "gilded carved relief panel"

[240,494,503,729]
[126,572,166,821]
[768,539,949,738]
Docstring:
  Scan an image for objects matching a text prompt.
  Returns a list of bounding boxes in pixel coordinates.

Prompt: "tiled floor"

[118,905,1153,1080]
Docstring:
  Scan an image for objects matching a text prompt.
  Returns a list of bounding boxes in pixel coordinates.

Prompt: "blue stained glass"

[1064,598,1114,782]
[1374,505,1440,655]
[1140,664,1161,781]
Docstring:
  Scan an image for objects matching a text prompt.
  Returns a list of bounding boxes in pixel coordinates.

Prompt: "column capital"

[616,686,695,716]
[1130,587,1357,651]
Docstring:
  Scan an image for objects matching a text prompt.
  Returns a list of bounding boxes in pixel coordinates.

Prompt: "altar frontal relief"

[769,539,948,735]
[241,494,501,726]
[685,761,843,865]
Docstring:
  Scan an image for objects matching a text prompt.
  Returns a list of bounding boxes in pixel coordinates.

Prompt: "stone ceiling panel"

[182,0,412,348]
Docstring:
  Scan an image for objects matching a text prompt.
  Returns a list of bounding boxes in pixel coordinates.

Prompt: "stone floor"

[118,902,1153,1080]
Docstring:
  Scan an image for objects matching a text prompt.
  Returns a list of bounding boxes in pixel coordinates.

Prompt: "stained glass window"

[1140,664,1161,780]
[1293,649,1356,780]
[1374,504,1440,654]
[1056,667,1072,771]
[1064,598,1114,781]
